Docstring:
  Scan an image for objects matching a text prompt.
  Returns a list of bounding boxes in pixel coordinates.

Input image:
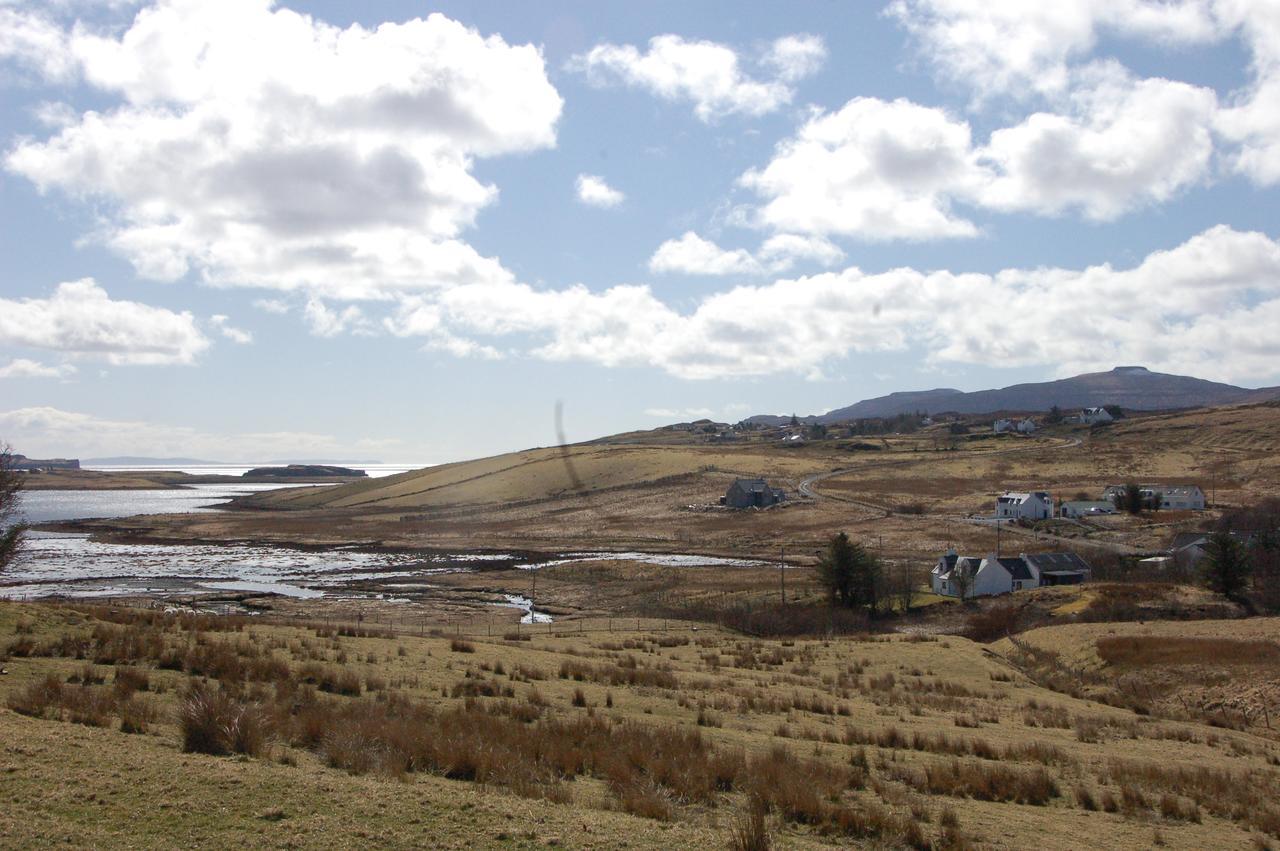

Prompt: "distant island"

[85,456,227,466]
[242,465,367,478]
[10,454,80,471]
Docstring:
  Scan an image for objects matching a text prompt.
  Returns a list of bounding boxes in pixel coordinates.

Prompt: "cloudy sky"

[2,0,1280,462]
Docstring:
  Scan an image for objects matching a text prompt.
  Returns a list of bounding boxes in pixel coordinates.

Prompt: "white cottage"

[995,491,1053,520]
[1081,407,1114,425]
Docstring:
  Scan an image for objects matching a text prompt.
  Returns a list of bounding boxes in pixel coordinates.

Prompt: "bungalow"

[721,478,786,509]
[993,419,1015,434]
[1081,407,1114,425]
[1016,418,1037,434]
[932,549,1091,597]
[1169,530,1253,569]
[995,491,1053,521]
[1103,484,1205,511]
[1059,500,1116,519]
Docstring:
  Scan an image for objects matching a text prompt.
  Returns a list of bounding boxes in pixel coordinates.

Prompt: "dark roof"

[1022,552,1091,574]
[731,478,770,492]
[995,557,1033,581]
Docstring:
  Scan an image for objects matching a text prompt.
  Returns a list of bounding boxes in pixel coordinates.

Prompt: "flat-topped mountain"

[751,367,1280,424]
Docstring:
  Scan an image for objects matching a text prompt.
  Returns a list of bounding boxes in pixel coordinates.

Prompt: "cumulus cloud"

[0,279,209,364]
[887,0,1224,101]
[739,71,1218,238]
[1215,0,1280,184]
[0,358,76,380]
[648,231,845,276]
[0,406,402,461]
[762,34,827,83]
[209,314,251,344]
[575,174,625,208]
[377,226,1280,384]
[3,1,562,299]
[740,97,983,240]
[303,299,368,338]
[569,33,823,122]
[977,66,1218,219]
[648,232,761,276]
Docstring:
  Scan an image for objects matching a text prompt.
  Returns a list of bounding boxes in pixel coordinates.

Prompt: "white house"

[993,418,1015,433]
[1081,407,1114,425]
[1016,419,1037,434]
[1103,484,1205,511]
[931,551,984,597]
[995,491,1053,520]
[932,549,1091,597]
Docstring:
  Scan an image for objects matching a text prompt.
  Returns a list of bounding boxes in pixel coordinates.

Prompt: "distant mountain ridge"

[748,367,1280,425]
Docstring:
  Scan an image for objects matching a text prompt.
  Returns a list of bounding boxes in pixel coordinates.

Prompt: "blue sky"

[2,0,1280,462]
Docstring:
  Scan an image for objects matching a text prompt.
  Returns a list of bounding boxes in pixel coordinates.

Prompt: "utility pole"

[779,545,786,605]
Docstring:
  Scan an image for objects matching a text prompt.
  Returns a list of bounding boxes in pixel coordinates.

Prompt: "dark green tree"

[1200,531,1251,598]
[1113,482,1144,515]
[815,532,881,613]
[0,446,24,570]
[1046,405,1063,424]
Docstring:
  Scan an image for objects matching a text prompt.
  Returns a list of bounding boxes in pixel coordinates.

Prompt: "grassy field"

[4,599,1280,848]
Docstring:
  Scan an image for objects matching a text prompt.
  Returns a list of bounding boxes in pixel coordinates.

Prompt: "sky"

[2,0,1280,463]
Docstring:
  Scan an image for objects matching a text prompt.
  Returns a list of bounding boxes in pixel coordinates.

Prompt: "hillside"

[749,367,1280,424]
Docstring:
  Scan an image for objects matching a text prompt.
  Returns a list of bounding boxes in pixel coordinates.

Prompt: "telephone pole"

[779,545,786,605]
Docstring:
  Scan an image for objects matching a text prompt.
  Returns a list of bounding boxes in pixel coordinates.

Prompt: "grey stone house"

[722,478,786,508]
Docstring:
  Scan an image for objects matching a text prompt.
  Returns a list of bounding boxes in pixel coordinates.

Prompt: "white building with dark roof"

[721,478,786,509]
[995,491,1053,520]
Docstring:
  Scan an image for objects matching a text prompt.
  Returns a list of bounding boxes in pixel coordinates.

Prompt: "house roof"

[731,478,770,492]
[993,557,1034,581]
[1022,552,1091,574]
[997,491,1049,504]
[1061,500,1113,511]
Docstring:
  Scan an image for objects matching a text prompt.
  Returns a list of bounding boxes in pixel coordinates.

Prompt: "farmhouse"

[1103,484,1205,511]
[930,551,982,597]
[1168,530,1253,569]
[932,549,1091,597]
[1081,407,1114,425]
[1059,500,1116,519]
[1016,418,1037,434]
[995,491,1053,520]
[721,478,786,509]
[993,419,1014,433]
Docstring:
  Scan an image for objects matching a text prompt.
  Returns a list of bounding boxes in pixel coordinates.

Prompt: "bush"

[180,683,272,757]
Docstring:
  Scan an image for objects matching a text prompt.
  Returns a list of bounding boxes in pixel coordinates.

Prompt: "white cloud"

[739,73,1218,239]
[762,34,827,83]
[209,314,251,344]
[1215,0,1280,184]
[377,226,1280,384]
[570,33,821,122]
[740,97,983,240]
[0,279,209,364]
[976,67,1217,219]
[3,2,562,300]
[252,298,289,315]
[303,298,368,338]
[648,231,761,276]
[0,8,76,81]
[757,234,846,270]
[648,231,845,276]
[887,0,1224,101]
[0,406,402,461]
[0,358,76,380]
[575,174,625,208]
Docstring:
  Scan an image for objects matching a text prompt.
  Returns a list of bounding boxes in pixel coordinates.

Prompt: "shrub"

[449,639,475,653]
[180,682,272,757]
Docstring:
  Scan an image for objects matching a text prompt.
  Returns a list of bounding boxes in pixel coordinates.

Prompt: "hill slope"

[810,366,1280,422]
